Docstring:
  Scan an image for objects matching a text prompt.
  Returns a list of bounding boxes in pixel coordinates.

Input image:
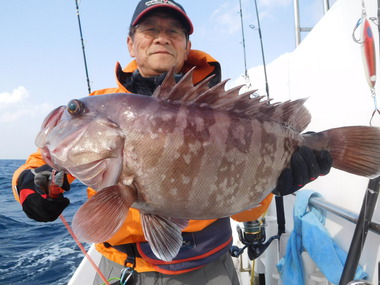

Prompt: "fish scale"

[35,68,380,262]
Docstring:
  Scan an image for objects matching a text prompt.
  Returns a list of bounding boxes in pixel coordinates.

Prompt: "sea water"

[0,159,89,285]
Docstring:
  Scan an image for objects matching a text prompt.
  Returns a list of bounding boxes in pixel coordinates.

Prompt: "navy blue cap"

[130,0,193,35]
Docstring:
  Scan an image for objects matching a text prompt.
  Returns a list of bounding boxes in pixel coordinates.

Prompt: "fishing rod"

[238,0,270,101]
[253,0,270,101]
[74,0,92,94]
[238,0,249,81]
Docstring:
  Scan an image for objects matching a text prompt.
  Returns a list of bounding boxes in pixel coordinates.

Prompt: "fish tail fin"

[304,126,380,178]
[72,184,136,243]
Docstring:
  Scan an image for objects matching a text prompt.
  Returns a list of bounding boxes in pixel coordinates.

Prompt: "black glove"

[272,146,333,196]
[17,164,70,222]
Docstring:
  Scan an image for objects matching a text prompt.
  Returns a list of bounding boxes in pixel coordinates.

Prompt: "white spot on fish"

[188,141,201,154]
[169,188,178,196]
[122,177,133,185]
[183,154,191,164]
[124,111,136,120]
[232,125,246,143]
[150,133,159,139]
[164,113,174,121]
[181,175,191,185]
[220,166,228,172]
[195,117,205,132]
[215,196,223,204]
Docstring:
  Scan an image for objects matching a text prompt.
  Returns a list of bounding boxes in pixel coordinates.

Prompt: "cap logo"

[145,0,179,9]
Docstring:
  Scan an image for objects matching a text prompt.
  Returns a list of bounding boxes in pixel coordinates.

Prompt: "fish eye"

[67,99,85,116]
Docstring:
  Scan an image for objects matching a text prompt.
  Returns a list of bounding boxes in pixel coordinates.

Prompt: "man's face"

[127,13,191,77]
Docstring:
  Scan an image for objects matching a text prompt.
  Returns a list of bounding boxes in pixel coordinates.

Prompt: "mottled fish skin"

[120,98,300,219]
[35,68,380,261]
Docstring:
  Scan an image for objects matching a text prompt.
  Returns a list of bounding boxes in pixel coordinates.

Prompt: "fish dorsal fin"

[248,98,311,132]
[153,69,311,132]
[141,214,189,261]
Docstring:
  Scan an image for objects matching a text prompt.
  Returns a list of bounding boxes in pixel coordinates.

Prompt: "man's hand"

[17,164,70,222]
[273,146,333,196]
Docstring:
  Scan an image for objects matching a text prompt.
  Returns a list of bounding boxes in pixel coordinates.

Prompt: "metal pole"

[294,0,301,46]
[323,0,330,14]
[309,196,380,235]
[339,177,380,285]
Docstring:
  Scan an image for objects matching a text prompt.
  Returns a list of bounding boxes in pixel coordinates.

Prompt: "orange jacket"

[12,49,273,273]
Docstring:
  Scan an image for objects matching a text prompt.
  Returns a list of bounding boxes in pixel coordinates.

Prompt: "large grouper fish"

[35,68,380,261]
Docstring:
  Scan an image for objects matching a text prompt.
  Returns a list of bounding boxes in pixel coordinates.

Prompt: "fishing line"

[59,215,111,285]
[102,277,121,285]
[74,0,92,94]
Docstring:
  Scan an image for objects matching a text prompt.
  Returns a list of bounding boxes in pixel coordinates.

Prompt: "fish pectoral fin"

[141,214,189,262]
[72,184,136,243]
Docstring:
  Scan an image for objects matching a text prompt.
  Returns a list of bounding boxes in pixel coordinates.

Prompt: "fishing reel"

[230,219,280,260]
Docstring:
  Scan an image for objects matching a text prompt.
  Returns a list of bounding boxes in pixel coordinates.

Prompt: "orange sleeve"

[12,149,45,202]
[12,149,76,203]
[231,194,274,222]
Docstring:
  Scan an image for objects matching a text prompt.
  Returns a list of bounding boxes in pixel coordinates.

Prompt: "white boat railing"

[293,0,331,46]
[308,196,380,235]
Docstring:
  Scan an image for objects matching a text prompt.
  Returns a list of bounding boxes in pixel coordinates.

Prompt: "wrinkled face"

[127,13,192,77]
[35,99,125,190]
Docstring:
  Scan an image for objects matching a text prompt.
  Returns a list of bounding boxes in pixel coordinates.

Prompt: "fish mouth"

[43,106,65,128]
[35,106,65,146]
[36,106,125,190]
[35,106,65,169]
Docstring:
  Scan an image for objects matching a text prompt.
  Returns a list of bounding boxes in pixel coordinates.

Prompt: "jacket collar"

[114,49,221,94]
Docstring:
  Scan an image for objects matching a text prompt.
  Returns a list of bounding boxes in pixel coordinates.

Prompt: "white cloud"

[260,0,292,8]
[0,103,53,123]
[0,87,54,122]
[0,86,29,106]
[210,3,241,34]
[209,0,293,35]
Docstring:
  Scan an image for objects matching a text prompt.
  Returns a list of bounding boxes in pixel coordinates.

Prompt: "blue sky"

[0,0,334,159]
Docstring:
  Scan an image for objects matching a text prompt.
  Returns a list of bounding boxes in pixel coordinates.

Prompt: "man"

[12,1,332,284]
